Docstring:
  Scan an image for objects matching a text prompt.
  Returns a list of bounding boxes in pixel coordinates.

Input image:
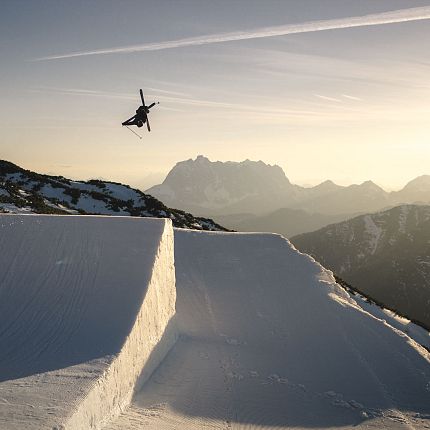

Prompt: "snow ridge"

[64,219,178,430]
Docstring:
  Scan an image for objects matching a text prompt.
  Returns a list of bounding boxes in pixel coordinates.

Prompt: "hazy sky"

[1,0,430,190]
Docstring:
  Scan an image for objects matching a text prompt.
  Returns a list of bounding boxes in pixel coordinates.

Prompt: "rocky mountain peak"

[403,175,430,190]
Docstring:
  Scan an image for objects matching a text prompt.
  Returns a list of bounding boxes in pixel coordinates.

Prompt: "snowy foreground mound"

[1,215,429,429]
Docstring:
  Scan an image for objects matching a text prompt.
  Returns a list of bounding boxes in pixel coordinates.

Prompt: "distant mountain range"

[291,205,430,330]
[0,160,227,231]
[391,175,430,205]
[147,156,430,218]
[215,208,353,238]
[147,155,300,216]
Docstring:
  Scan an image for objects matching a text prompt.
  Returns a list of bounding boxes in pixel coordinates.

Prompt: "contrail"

[35,6,430,61]
[314,94,343,103]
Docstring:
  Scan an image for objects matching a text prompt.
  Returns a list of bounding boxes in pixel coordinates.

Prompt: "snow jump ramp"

[0,215,177,429]
[108,230,430,429]
[1,215,430,429]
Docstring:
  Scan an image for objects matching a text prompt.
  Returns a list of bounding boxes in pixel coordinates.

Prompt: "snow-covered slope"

[0,160,226,231]
[1,214,429,429]
[345,287,430,351]
[291,204,430,330]
[0,215,177,429]
[107,230,430,429]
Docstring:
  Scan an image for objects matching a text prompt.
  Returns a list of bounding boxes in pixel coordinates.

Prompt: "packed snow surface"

[108,230,430,429]
[1,216,430,429]
[0,215,177,429]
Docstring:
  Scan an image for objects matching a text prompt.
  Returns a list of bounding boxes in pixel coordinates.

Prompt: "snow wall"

[0,215,177,430]
[108,230,430,429]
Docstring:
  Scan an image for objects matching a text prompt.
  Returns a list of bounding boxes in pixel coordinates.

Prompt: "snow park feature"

[107,230,430,429]
[0,215,177,429]
[1,215,430,429]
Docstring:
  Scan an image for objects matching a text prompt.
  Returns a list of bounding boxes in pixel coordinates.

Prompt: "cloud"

[30,86,136,100]
[34,6,430,61]
[342,94,363,101]
[29,85,430,127]
[145,87,191,98]
[30,86,330,121]
[314,94,343,103]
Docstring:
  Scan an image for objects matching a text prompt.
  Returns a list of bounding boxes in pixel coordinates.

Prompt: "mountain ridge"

[147,156,430,217]
[0,159,227,231]
[147,155,299,216]
[291,204,430,330]
[215,207,356,238]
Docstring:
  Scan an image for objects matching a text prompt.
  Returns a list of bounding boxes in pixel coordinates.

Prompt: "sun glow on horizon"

[1,0,429,190]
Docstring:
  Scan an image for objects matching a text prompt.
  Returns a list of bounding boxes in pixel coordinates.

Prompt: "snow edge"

[63,219,178,430]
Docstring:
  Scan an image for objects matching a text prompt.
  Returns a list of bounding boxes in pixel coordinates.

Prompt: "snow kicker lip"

[0,215,177,430]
